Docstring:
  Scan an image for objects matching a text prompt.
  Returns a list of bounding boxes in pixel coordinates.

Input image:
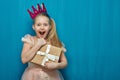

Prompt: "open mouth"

[39,31,46,35]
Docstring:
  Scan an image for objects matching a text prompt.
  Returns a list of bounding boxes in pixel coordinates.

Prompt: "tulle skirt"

[21,63,64,80]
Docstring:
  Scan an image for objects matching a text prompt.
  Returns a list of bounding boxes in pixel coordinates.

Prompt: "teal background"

[0,0,120,80]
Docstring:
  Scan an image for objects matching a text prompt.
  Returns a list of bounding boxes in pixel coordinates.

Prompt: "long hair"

[33,13,63,48]
[46,19,63,48]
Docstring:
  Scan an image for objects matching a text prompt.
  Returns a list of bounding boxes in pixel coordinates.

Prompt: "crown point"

[37,4,42,12]
[32,6,37,13]
[27,9,33,15]
[27,9,35,19]
[42,3,47,12]
[27,3,47,19]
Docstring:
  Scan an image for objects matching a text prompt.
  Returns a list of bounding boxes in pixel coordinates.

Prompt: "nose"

[40,25,44,29]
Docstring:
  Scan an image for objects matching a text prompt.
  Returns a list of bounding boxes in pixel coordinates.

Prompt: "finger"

[29,36,33,41]
[44,62,48,66]
[44,64,48,69]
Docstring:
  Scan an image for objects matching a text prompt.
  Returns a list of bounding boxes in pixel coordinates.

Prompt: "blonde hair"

[46,19,63,48]
[33,13,63,48]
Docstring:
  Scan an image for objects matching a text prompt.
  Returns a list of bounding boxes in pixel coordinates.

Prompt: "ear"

[32,25,35,30]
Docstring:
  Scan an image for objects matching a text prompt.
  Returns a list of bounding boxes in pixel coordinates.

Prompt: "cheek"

[46,26,51,31]
[46,29,50,34]
[34,28,39,33]
[35,27,40,31]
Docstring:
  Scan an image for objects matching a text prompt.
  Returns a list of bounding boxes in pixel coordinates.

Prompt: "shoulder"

[61,47,67,53]
[21,34,35,46]
[61,42,67,53]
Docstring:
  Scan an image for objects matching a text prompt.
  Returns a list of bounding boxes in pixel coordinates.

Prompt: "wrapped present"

[30,44,62,66]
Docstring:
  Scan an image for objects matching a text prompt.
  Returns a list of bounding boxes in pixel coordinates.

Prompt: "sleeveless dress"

[21,34,66,80]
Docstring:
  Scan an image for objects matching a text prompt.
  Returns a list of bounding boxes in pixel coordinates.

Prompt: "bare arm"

[57,52,68,69]
[21,38,46,64]
[21,43,41,64]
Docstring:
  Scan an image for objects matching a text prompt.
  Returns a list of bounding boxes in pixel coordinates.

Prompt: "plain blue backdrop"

[0,0,120,80]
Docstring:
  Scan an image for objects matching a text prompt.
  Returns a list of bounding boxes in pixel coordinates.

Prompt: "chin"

[38,35,46,39]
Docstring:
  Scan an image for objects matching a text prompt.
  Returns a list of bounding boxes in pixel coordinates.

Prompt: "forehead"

[35,15,49,23]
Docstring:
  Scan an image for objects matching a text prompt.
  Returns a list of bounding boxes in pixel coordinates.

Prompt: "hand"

[36,38,46,47]
[44,61,59,70]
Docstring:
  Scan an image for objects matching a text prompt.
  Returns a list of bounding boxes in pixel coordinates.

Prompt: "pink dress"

[21,34,65,80]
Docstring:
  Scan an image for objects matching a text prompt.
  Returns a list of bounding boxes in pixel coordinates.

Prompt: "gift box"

[30,44,62,66]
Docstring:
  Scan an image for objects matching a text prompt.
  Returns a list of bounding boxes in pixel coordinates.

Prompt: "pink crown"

[27,3,47,19]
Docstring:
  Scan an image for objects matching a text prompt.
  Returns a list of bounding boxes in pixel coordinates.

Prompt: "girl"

[21,3,67,80]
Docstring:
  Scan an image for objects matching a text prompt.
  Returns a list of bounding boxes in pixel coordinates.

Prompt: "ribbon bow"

[37,45,59,66]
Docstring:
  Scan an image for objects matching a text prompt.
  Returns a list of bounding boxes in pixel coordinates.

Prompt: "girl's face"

[33,15,51,39]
